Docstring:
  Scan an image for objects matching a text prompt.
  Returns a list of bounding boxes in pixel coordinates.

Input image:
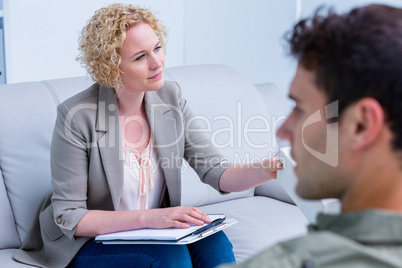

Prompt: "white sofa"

[0,64,334,267]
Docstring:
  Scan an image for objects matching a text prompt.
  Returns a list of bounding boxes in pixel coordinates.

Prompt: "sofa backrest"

[253,82,293,204]
[164,65,289,206]
[0,64,291,247]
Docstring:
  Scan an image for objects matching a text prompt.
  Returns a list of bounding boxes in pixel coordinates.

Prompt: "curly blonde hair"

[77,3,167,92]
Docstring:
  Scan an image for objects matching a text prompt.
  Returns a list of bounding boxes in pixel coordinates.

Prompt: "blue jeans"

[68,231,235,268]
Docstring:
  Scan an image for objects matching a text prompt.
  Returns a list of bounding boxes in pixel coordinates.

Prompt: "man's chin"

[295,184,322,200]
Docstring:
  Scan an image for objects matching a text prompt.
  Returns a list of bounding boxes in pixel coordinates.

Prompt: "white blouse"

[118,139,166,211]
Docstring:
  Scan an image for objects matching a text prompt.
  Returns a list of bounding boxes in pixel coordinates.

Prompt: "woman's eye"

[154,46,162,52]
[135,54,145,61]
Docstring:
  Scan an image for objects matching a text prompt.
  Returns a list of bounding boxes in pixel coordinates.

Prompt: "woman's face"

[118,22,165,93]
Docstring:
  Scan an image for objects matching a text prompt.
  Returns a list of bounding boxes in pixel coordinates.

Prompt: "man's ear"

[348,98,385,150]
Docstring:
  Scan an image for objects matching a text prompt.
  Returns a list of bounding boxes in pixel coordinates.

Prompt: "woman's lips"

[148,71,163,80]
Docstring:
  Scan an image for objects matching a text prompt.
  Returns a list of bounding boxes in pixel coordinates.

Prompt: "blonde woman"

[14,4,281,267]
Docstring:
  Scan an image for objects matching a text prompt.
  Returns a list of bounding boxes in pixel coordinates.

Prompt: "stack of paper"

[95,214,237,245]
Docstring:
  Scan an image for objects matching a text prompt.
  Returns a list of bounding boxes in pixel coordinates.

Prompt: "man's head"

[277,4,402,204]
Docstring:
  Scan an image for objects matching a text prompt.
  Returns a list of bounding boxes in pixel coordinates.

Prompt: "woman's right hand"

[142,206,211,229]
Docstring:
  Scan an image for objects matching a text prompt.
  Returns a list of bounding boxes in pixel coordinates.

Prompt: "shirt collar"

[309,210,402,244]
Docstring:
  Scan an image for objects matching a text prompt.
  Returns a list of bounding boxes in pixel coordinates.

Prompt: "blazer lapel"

[145,91,182,207]
[94,87,183,209]
[96,86,124,210]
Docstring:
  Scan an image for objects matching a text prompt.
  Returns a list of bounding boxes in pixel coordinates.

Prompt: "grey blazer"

[14,81,229,268]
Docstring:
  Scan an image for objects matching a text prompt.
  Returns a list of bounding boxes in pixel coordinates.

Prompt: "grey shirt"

[224,210,402,268]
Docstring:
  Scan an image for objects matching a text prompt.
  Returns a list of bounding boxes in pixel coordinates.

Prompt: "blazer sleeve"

[176,83,232,192]
[49,102,91,240]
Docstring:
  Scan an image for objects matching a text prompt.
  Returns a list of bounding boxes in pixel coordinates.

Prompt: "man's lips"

[148,71,163,80]
[290,150,297,168]
[290,150,295,161]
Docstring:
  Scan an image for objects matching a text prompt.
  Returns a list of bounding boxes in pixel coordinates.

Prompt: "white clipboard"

[95,216,237,245]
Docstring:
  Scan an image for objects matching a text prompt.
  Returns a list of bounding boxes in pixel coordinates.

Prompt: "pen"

[193,217,226,235]
[200,223,228,237]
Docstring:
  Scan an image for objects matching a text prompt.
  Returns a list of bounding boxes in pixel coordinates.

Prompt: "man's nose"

[276,118,291,142]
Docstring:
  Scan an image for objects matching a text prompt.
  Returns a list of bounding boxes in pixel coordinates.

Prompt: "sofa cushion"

[199,196,308,263]
[0,170,21,249]
[0,249,31,268]
[165,65,280,206]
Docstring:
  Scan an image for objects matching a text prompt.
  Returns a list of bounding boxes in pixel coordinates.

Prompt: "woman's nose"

[149,53,163,70]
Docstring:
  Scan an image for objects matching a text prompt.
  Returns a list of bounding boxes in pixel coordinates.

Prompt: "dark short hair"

[287,4,402,151]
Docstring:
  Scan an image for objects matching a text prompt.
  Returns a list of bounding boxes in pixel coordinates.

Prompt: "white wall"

[3,0,402,99]
[3,0,298,98]
[183,0,297,97]
[299,0,402,18]
[3,0,185,83]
